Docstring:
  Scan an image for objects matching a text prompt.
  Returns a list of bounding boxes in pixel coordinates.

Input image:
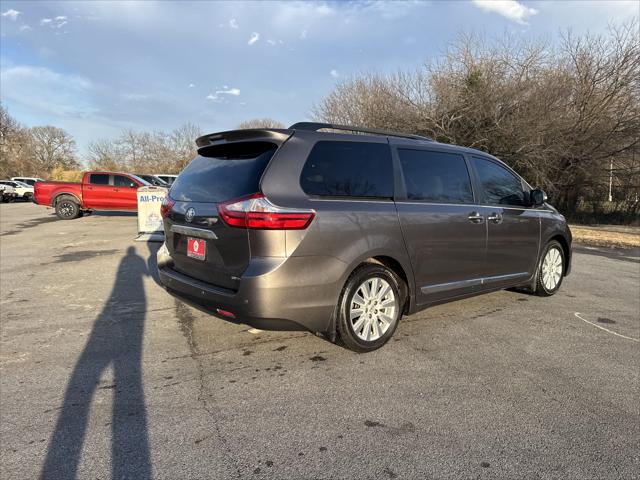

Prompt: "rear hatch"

[163,130,291,291]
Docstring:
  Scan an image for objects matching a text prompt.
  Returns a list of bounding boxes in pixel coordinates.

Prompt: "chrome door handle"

[468,212,485,224]
[487,212,503,224]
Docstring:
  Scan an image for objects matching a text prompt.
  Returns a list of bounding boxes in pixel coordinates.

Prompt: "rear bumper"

[157,243,346,333]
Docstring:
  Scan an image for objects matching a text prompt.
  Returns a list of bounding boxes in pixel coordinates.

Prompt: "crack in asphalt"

[174,299,243,479]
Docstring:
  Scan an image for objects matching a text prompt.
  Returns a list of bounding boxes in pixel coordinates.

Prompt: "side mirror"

[529,188,547,207]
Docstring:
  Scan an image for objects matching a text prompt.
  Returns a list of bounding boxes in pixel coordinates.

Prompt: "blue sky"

[1,1,638,155]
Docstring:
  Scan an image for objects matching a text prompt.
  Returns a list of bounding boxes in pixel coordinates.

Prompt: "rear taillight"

[160,196,175,218]
[218,193,315,230]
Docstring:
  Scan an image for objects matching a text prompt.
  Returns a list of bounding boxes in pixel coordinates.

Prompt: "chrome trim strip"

[421,272,529,295]
[421,278,482,294]
[482,272,529,283]
[170,225,218,239]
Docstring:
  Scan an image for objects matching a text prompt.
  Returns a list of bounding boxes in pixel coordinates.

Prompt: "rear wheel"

[55,197,80,220]
[336,264,405,352]
[534,241,564,296]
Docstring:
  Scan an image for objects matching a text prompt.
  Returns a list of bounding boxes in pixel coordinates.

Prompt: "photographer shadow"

[41,244,159,479]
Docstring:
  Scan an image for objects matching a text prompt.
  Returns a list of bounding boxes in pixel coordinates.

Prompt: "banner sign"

[137,186,168,235]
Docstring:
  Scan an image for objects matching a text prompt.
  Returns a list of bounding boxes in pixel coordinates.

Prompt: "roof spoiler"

[195,128,293,150]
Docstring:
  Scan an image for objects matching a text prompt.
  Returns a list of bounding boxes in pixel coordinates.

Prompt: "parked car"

[0,184,17,203]
[11,176,46,186]
[155,174,177,186]
[34,172,151,219]
[0,180,34,201]
[157,122,572,352]
[135,174,170,187]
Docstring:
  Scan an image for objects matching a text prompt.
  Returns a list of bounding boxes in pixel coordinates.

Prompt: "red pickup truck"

[34,171,151,219]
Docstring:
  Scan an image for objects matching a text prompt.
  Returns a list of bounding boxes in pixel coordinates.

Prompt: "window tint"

[300,141,393,198]
[398,149,474,204]
[473,157,526,207]
[114,175,138,188]
[170,142,277,202]
[89,173,109,185]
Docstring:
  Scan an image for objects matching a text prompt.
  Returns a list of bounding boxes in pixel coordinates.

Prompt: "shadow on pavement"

[40,244,159,479]
[573,245,640,263]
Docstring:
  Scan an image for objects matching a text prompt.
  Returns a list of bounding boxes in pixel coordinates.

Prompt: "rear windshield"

[169,142,277,203]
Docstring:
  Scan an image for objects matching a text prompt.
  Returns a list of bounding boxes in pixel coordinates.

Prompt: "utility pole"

[608,158,613,202]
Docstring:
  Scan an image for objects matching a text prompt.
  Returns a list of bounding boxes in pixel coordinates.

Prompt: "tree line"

[0,107,286,181]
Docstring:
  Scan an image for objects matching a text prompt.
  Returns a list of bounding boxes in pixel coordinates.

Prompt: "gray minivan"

[158,123,572,352]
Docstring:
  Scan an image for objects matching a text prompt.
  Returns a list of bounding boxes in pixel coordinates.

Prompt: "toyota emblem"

[185,207,195,223]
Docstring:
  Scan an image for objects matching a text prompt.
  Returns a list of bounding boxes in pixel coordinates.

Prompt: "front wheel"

[336,264,405,352]
[55,197,81,220]
[534,241,565,296]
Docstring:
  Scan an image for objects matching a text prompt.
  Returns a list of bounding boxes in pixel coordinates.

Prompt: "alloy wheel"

[349,277,397,341]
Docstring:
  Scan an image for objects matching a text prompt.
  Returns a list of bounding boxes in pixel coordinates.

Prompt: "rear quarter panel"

[34,181,83,206]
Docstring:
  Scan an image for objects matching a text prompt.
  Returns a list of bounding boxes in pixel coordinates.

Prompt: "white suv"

[0,180,34,200]
[11,177,45,187]
[0,184,17,202]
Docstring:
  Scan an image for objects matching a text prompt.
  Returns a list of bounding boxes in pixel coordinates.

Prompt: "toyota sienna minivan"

[158,122,572,352]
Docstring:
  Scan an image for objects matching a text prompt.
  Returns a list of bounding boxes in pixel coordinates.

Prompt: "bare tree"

[28,126,79,173]
[87,123,202,173]
[314,21,640,221]
[237,118,285,129]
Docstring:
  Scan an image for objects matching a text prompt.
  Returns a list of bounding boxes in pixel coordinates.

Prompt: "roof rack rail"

[288,122,433,142]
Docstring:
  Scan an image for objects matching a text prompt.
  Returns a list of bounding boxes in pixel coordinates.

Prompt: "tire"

[55,196,81,220]
[336,263,405,352]
[23,193,33,202]
[534,240,565,296]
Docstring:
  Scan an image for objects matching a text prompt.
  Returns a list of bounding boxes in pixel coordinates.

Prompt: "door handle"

[468,212,485,224]
[113,188,120,192]
[487,212,503,224]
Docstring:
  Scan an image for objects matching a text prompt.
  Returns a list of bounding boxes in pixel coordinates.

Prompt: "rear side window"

[398,149,474,204]
[472,157,526,207]
[89,174,109,185]
[300,141,393,198]
[170,142,277,202]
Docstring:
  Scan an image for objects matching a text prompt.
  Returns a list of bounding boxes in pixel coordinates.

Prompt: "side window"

[398,149,474,204]
[472,157,526,207]
[113,175,138,188]
[300,141,394,198]
[89,173,109,185]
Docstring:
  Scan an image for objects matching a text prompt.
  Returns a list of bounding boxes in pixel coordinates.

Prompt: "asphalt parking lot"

[1,202,638,480]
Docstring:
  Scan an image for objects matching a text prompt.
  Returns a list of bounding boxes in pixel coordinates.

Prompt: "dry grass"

[570,225,640,249]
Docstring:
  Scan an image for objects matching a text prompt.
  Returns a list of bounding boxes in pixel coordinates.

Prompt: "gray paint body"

[158,128,572,334]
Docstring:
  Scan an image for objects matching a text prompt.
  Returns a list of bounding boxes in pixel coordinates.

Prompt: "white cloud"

[1,8,21,20]
[330,69,339,78]
[40,16,68,28]
[471,0,537,25]
[188,83,195,88]
[0,65,94,117]
[229,18,238,29]
[300,29,307,39]
[19,25,31,32]
[267,39,276,45]
[248,32,259,45]
[205,88,241,102]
